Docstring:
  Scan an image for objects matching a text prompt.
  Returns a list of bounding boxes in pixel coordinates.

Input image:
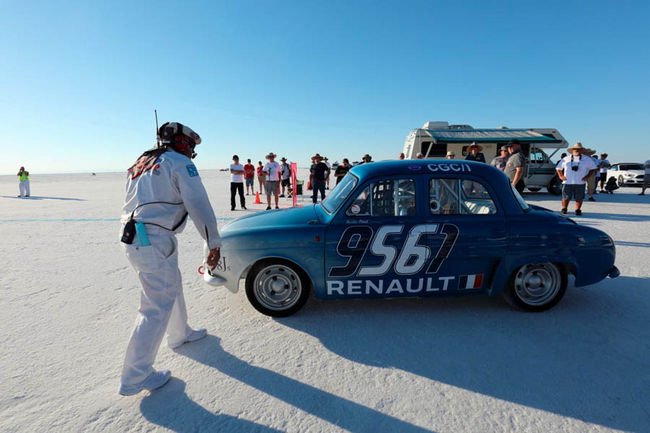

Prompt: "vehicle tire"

[547,176,562,195]
[617,175,625,187]
[245,259,311,317]
[527,187,542,193]
[503,263,567,312]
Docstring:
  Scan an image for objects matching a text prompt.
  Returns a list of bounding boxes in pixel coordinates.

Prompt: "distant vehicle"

[203,160,619,317]
[402,121,568,194]
[608,163,645,187]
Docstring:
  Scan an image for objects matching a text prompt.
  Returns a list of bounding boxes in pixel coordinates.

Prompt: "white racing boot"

[119,370,171,396]
[168,328,208,349]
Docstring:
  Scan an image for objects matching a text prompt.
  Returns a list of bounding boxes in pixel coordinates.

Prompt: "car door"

[423,175,506,293]
[323,176,422,298]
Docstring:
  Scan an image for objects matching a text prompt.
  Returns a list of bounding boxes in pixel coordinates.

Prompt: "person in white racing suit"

[118,121,221,396]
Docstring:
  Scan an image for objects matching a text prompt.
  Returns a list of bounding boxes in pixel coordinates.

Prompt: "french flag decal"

[458,274,483,289]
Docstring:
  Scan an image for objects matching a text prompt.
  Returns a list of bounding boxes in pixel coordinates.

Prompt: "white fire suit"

[119,149,221,387]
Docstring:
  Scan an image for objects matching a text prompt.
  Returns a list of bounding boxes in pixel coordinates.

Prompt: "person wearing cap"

[279,157,292,197]
[334,158,351,185]
[445,151,455,160]
[263,152,282,210]
[360,154,373,164]
[243,158,255,195]
[490,147,509,171]
[597,153,611,193]
[118,121,221,396]
[556,142,598,216]
[310,153,330,203]
[229,155,246,211]
[416,152,424,159]
[17,166,30,198]
[504,140,527,193]
[465,143,486,163]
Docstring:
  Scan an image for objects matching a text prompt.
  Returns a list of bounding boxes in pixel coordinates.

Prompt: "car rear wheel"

[617,175,625,187]
[245,259,310,317]
[503,263,567,311]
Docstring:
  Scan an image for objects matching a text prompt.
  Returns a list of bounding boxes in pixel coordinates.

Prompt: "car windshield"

[619,164,643,171]
[321,174,358,213]
[511,185,529,211]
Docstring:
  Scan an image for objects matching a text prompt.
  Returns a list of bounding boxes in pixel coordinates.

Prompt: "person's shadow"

[169,335,435,433]
[140,377,283,433]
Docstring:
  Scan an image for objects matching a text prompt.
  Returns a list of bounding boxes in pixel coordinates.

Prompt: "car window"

[346,178,416,217]
[620,164,643,171]
[322,174,357,213]
[429,178,497,215]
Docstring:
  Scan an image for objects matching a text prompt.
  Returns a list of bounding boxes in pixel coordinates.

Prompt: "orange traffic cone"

[254,192,262,204]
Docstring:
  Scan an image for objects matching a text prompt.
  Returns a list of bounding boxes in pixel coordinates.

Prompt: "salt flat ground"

[0,170,648,433]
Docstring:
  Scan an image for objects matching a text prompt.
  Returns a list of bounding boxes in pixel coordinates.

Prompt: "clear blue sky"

[1,0,649,174]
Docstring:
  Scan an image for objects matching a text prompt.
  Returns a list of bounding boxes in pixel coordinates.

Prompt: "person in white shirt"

[556,142,598,216]
[598,153,611,192]
[640,160,650,195]
[324,157,332,189]
[263,152,282,210]
[229,155,246,211]
[118,121,221,396]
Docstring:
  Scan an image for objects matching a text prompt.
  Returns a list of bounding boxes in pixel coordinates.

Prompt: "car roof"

[349,159,503,179]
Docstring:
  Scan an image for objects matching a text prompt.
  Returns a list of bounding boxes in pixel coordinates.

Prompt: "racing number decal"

[329,224,459,278]
[329,226,374,277]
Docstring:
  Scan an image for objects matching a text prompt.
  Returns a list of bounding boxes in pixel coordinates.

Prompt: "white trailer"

[402,121,568,194]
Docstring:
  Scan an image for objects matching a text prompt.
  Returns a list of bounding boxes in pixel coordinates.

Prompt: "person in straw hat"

[555,142,598,216]
[361,154,373,164]
[465,142,486,163]
[445,151,456,160]
[262,152,282,210]
[309,153,330,204]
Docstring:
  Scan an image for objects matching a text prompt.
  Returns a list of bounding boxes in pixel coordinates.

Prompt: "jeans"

[312,179,326,203]
[230,182,245,209]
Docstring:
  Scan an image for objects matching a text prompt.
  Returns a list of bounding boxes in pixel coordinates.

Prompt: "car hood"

[221,205,321,234]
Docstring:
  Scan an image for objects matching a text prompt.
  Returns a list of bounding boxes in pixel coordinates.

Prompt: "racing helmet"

[158,122,202,158]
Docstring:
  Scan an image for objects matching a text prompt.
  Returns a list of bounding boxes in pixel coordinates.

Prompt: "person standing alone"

[118,121,221,396]
[310,153,330,203]
[229,155,246,211]
[17,166,30,198]
[243,158,255,195]
[263,152,282,210]
[556,142,598,216]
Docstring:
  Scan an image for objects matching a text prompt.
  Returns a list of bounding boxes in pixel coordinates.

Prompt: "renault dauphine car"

[204,160,619,317]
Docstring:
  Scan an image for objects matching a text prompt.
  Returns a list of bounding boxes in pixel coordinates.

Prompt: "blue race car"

[205,160,619,317]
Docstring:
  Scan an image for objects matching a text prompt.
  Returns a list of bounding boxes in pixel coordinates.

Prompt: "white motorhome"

[402,121,568,194]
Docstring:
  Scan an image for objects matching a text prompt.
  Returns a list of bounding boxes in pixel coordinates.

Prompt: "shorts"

[562,183,586,201]
[245,178,254,186]
[281,178,290,187]
[599,173,607,183]
[265,181,280,196]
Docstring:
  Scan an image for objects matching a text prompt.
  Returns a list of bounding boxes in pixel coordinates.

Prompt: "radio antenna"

[154,109,160,148]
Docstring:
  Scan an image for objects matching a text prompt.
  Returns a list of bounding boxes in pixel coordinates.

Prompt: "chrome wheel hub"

[253,264,302,311]
[514,263,561,306]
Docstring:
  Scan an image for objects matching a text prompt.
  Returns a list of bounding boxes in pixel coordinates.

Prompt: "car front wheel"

[503,263,567,311]
[617,175,625,187]
[547,176,562,195]
[245,259,310,317]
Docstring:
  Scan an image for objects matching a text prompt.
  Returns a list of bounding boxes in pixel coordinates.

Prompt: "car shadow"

[523,190,647,205]
[615,240,650,248]
[140,378,284,433]
[276,276,649,432]
[174,336,435,433]
[0,195,86,201]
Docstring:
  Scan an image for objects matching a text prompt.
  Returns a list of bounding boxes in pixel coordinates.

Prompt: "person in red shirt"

[243,158,255,195]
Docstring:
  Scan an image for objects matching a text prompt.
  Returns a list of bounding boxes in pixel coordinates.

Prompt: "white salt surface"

[1,170,649,433]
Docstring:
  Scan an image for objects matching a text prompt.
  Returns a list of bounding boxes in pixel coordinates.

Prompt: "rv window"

[421,141,447,158]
